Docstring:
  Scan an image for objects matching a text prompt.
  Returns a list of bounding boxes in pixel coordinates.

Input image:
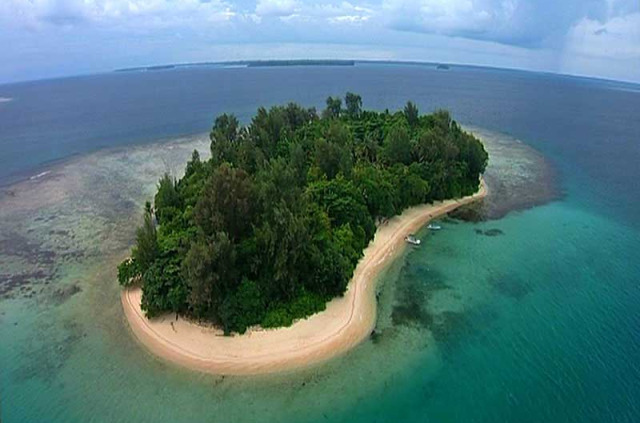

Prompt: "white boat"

[405,235,421,245]
[427,224,442,230]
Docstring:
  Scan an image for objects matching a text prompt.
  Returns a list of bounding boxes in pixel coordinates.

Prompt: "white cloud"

[254,0,372,24]
[327,14,370,24]
[566,13,640,59]
[381,0,518,37]
[561,12,640,81]
[314,2,372,20]
[255,0,299,17]
[0,0,236,30]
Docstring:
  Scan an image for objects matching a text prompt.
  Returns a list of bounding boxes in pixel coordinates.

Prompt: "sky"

[0,0,638,84]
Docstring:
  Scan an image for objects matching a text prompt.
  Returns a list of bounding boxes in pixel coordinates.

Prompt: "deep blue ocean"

[0,63,639,422]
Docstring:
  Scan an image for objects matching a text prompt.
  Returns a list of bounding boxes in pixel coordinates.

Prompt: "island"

[119,94,488,374]
[115,60,355,73]
[246,59,355,67]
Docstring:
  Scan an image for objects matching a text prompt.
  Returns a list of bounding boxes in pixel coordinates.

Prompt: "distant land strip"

[115,60,357,73]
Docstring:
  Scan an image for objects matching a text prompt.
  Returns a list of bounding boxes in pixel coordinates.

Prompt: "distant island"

[115,60,355,73]
[247,59,355,67]
[119,93,488,338]
[436,64,451,70]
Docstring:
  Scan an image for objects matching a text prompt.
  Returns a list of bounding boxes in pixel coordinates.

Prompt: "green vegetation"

[118,94,488,334]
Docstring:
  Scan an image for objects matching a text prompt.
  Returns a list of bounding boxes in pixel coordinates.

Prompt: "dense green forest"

[118,94,488,334]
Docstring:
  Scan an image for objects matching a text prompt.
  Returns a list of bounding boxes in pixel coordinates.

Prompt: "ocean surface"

[1,63,639,422]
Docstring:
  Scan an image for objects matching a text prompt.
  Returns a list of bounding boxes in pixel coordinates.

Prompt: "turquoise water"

[380,203,640,422]
[1,65,640,422]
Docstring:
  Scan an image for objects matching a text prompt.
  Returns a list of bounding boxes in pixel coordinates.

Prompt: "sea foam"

[29,170,51,180]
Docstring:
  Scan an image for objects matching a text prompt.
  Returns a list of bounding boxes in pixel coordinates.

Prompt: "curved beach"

[122,181,487,375]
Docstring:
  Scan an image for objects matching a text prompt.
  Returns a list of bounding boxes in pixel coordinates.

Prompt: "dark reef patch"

[391,297,433,328]
[489,274,532,300]
[474,228,504,237]
[0,232,58,298]
[0,235,57,265]
[402,264,451,292]
[430,311,471,343]
[0,269,51,299]
[430,305,498,354]
[0,222,88,299]
[49,283,82,305]
[391,267,450,329]
[49,229,70,237]
[483,229,504,236]
[448,201,486,222]
[13,319,83,383]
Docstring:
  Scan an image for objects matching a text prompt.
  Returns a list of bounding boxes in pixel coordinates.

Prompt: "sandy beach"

[122,180,487,375]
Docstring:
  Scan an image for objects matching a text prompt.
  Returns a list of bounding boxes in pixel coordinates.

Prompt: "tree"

[289,143,309,185]
[211,113,239,142]
[382,125,412,165]
[249,107,287,159]
[284,102,317,129]
[355,133,379,163]
[415,129,439,162]
[253,202,310,301]
[154,173,181,224]
[132,201,158,274]
[314,139,352,179]
[325,120,351,146]
[392,164,431,208]
[117,258,139,287]
[209,114,241,167]
[431,109,452,133]
[404,101,419,128]
[353,165,396,218]
[219,278,265,334]
[345,92,362,119]
[307,177,375,242]
[185,150,202,178]
[323,96,342,119]
[194,164,255,242]
[182,232,237,320]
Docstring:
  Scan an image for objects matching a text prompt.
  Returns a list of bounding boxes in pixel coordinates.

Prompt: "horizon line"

[2,58,639,88]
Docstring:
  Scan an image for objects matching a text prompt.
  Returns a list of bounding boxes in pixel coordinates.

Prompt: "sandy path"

[121,181,487,375]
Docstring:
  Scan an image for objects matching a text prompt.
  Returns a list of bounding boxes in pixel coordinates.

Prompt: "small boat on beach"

[405,235,421,245]
[427,224,442,230]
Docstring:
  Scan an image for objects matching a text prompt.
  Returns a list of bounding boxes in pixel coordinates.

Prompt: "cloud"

[383,0,512,34]
[254,0,372,24]
[558,1,640,82]
[380,0,614,47]
[564,12,640,60]
[38,0,89,25]
[255,0,299,17]
[0,0,236,30]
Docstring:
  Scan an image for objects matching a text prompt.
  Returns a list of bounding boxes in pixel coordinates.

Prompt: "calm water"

[1,64,639,422]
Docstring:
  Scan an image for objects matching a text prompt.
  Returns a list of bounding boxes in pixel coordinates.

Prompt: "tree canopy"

[118,94,488,334]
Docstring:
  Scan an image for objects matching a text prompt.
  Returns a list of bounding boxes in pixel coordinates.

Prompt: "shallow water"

[1,126,634,423]
[1,65,640,422]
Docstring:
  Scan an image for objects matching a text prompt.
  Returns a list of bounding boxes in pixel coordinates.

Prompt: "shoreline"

[121,180,487,375]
